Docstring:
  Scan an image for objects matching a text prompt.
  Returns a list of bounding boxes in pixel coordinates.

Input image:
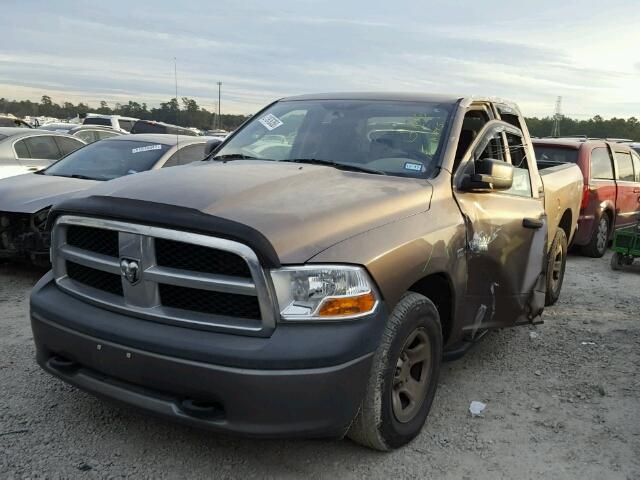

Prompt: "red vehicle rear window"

[533,146,578,164]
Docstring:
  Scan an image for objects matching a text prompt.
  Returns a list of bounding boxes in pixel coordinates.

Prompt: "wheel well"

[602,208,613,231]
[408,273,453,344]
[558,209,572,240]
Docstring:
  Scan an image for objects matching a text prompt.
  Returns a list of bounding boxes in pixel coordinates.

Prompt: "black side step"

[443,329,488,361]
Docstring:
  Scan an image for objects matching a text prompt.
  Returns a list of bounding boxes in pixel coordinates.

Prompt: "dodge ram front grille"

[155,238,252,278]
[159,284,262,319]
[66,261,124,296]
[66,225,119,257]
[51,216,277,336]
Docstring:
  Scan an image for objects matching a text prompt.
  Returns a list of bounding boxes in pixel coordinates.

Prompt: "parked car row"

[533,138,640,257]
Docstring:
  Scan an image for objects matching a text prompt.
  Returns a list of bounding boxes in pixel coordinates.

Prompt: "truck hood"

[0,173,98,214]
[78,160,433,263]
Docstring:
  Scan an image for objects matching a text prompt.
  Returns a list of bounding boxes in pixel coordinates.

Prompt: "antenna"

[174,57,179,160]
[551,96,562,137]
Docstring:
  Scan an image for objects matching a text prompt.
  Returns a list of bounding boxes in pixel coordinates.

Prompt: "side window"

[504,131,532,197]
[14,139,30,158]
[75,130,97,143]
[454,109,490,168]
[614,152,634,181]
[477,131,505,162]
[497,105,526,131]
[117,120,134,132]
[631,151,640,182]
[55,136,84,156]
[24,136,61,159]
[162,144,206,168]
[590,147,614,180]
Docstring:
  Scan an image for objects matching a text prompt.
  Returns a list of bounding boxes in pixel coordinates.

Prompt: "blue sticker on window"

[404,162,422,172]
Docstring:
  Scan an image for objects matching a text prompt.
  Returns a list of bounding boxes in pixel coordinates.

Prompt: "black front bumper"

[30,273,386,438]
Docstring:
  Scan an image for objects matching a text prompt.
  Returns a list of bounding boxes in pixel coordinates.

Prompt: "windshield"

[533,146,579,164]
[83,117,112,126]
[43,139,171,180]
[213,99,452,177]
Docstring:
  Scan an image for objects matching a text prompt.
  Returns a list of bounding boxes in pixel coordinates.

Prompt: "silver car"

[0,127,86,180]
[38,123,123,144]
[0,134,210,265]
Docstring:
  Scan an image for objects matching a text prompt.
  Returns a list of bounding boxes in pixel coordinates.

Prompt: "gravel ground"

[1,252,639,479]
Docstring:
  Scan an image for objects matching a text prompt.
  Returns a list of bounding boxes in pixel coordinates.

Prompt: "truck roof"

[280,92,464,103]
[279,92,524,114]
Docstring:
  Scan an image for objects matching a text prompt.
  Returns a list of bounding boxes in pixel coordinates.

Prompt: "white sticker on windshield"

[132,144,162,154]
[258,113,284,131]
[404,162,423,172]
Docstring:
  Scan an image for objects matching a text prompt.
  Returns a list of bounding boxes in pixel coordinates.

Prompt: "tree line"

[0,96,249,131]
[1,96,639,139]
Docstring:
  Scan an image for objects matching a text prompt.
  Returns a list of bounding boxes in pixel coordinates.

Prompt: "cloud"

[1,0,639,117]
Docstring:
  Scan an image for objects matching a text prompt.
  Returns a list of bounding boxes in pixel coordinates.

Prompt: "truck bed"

[538,162,583,246]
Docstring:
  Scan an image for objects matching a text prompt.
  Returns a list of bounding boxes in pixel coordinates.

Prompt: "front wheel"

[347,292,442,451]
[545,228,568,306]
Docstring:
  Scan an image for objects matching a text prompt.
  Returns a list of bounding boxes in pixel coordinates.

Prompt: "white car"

[0,128,86,180]
[82,114,138,133]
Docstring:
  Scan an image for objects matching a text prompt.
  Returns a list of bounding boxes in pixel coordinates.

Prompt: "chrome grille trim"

[51,215,277,336]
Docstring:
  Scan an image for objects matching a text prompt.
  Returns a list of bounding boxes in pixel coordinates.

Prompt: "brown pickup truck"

[30,93,582,450]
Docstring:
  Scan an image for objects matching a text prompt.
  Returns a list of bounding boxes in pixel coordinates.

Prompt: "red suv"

[534,138,640,257]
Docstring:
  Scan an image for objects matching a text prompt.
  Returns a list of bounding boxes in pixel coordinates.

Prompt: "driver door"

[453,120,546,335]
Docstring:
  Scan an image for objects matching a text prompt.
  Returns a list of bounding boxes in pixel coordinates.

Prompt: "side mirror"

[205,138,223,156]
[461,158,514,191]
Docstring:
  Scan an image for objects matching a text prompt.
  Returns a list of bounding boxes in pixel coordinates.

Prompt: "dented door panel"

[456,192,547,332]
[453,120,547,332]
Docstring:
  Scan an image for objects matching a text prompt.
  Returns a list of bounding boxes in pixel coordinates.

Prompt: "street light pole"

[217,81,222,130]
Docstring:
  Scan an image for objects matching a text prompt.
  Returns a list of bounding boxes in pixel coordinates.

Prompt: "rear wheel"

[582,214,609,258]
[545,229,568,306]
[347,292,442,451]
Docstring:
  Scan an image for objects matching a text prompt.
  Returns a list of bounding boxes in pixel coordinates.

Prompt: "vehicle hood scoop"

[57,161,433,263]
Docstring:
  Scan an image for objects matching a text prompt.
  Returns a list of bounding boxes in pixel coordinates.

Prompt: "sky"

[1,0,639,118]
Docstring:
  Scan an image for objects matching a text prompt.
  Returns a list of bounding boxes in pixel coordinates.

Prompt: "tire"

[347,292,442,451]
[610,252,622,270]
[545,228,568,306]
[582,214,609,258]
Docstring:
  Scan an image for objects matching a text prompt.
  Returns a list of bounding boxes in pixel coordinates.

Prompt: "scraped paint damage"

[470,281,499,338]
[468,228,501,254]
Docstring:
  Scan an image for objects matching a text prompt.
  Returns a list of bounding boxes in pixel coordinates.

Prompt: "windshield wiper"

[279,158,386,175]
[49,173,101,180]
[209,153,259,161]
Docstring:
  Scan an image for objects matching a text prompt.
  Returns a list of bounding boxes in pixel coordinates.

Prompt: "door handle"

[523,218,544,229]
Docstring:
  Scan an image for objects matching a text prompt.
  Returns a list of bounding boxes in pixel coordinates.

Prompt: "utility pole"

[217,81,222,130]
[551,96,562,137]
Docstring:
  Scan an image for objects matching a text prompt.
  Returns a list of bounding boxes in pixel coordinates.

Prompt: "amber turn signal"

[317,292,377,317]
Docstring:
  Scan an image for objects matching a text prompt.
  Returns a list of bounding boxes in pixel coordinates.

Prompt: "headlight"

[33,207,51,230]
[270,265,378,321]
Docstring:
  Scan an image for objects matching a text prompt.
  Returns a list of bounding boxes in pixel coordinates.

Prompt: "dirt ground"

[1,252,639,479]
